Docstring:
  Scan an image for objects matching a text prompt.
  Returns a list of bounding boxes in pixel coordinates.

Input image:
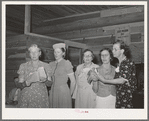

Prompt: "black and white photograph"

[2,1,148,120]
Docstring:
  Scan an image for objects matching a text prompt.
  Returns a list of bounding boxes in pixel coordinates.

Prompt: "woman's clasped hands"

[87,68,99,84]
[26,67,47,86]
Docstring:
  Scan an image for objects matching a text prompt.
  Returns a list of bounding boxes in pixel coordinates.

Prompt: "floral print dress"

[114,58,137,108]
[17,61,51,108]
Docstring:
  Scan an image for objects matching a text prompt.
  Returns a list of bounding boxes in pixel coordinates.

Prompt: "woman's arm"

[92,81,99,93]
[68,73,76,96]
[89,70,128,84]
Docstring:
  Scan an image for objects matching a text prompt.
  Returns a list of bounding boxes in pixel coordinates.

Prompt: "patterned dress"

[17,61,51,108]
[114,58,137,108]
[49,59,73,108]
[73,63,99,108]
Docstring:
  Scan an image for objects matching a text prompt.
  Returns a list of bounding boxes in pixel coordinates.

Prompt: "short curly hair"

[113,40,132,59]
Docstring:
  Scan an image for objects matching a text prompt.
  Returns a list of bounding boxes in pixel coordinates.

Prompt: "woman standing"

[92,48,116,108]
[112,40,137,108]
[49,43,76,108]
[73,49,99,108]
[17,44,52,108]
[89,40,137,108]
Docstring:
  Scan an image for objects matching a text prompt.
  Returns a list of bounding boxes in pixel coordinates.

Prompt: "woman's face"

[101,50,111,64]
[83,51,93,64]
[29,49,41,61]
[112,43,122,58]
[54,48,64,60]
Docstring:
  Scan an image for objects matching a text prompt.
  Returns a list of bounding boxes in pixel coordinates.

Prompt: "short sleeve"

[65,60,73,74]
[17,63,25,75]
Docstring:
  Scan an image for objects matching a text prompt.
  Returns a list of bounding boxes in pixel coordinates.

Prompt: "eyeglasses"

[84,55,92,58]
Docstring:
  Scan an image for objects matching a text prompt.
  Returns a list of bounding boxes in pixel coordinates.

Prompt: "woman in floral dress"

[17,44,52,108]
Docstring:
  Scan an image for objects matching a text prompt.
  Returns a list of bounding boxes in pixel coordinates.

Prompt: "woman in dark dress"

[89,40,137,108]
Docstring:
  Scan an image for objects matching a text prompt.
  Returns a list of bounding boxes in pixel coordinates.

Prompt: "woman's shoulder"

[122,58,135,66]
[92,63,99,68]
[49,61,56,66]
[20,61,30,67]
[39,61,49,66]
[76,63,84,69]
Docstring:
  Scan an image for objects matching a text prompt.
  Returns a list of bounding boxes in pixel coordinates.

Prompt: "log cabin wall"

[6,34,63,96]
[6,5,144,96]
[32,6,144,64]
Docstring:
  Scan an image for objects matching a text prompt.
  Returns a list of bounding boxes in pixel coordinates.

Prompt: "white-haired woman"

[49,43,76,108]
[17,44,52,108]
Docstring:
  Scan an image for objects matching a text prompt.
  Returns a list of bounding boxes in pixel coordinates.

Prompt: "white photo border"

[2,1,148,120]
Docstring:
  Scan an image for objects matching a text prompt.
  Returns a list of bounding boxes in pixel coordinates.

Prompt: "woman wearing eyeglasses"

[72,49,99,108]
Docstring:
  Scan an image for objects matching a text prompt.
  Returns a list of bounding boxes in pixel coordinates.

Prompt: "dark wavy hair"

[113,40,131,59]
[99,48,113,64]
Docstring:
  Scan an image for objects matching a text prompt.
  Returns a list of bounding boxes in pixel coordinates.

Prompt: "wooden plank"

[47,22,144,40]
[6,59,26,70]
[26,34,62,49]
[39,8,101,27]
[26,33,64,42]
[101,6,144,17]
[24,5,31,34]
[33,11,144,34]
[7,53,26,59]
[65,40,87,49]
[6,34,27,43]
[6,47,27,58]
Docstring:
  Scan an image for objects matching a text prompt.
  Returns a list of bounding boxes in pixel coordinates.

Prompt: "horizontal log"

[6,47,27,58]
[26,35,60,49]
[6,58,26,70]
[73,33,142,46]
[7,53,26,59]
[33,11,144,34]
[38,9,101,27]
[65,40,86,49]
[100,6,144,17]
[47,22,143,40]
[6,34,27,43]
[38,6,143,27]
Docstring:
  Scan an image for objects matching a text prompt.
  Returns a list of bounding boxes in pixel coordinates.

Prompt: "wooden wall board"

[6,47,27,58]
[33,11,144,34]
[6,59,26,70]
[6,34,27,43]
[47,22,143,40]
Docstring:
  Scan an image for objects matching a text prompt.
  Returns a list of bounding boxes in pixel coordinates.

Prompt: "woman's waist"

[78,83,92,90]
[96,94,116,98]
[96,88,116,97]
